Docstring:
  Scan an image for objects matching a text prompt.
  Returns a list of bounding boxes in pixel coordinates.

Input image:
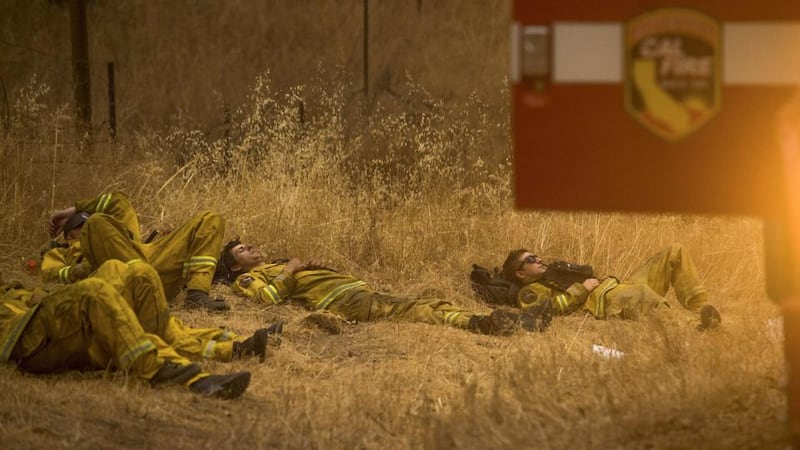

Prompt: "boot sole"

[209,372,251,399]
[698,305,722,331]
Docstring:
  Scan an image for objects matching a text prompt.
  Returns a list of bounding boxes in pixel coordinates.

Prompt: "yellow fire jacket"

[518,277,621,319]
[233,263,370,310]
[40,242,92,284]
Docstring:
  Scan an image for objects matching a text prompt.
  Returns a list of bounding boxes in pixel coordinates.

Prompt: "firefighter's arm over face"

[47,207,77,238]
[518,282,591,316]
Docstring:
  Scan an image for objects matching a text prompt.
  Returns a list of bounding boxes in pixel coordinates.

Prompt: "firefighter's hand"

[68,261,93,282]
[26,292,45,306]
[283,257,305,275]
[304,259,330,271]
[582,278,601,291]
[48,206,77,238]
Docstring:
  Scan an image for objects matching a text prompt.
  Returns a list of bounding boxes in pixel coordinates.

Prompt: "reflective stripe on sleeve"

[58,266,71,283]
[259,285,282,305]
[554,294,569,313]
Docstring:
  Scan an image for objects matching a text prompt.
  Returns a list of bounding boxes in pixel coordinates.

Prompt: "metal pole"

[69,0,92,146]
[107,62,116,139]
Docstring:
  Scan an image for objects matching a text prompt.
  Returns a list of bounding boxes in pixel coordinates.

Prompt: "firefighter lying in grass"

[500,243,721,330]
[89,259,282,363]
[0,268,253,399]
[43,191,229,311]
[216,238,551,335]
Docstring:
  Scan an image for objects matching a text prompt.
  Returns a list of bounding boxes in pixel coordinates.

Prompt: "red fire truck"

[511,0,800,442]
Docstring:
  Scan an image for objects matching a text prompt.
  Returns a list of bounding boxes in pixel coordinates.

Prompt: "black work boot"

[467,315,493,334]
[184,289,230,312]
[697,305,722,331]
[468,309,520,335]
[233,328,270,362]
[150,362,203,387]
[519,299,553,332]
[303,312,347,334]
[265,319,284,347]
[189,371,251,399]
[488,309,522,335]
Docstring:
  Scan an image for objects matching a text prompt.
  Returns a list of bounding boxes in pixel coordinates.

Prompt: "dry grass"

[0,284,786,449]
[0,3,790,447]
[0,74,787,449]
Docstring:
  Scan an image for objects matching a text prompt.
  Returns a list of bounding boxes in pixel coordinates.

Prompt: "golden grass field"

[0,1,791,449]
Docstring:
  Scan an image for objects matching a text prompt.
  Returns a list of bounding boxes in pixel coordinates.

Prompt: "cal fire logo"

[625,8,721,141]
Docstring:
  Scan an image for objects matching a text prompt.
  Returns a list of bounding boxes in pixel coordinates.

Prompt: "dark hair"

[502,248,529,283]
[63,212,90,239]
[213,237,243,284]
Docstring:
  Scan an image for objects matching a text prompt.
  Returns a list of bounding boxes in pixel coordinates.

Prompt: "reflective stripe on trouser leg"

[148,211,224,294]
[198,340,234,361]
[163,316,237,361]
[96,193,112,213]
[443,311,473,329]
[139,333,207,384]
[182,256,218,278]
[182,256,217,293]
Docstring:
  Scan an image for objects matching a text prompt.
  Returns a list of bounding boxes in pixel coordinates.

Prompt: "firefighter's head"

[503,249,546,283]
[216,237,264,282]
[62,212,90,241]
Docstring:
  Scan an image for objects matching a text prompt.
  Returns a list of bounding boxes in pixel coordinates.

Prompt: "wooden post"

[107,62,116,139]
[298,100,305,127]
[69,0,91,145]
[0,74,9,132]
[363,0,369,99]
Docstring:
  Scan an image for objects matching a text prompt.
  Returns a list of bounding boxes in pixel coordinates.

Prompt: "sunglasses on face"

[518,254,539,270]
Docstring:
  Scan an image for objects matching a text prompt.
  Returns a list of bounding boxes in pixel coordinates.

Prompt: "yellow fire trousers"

[331,290,476,330]
[585,243,710,319]
[93,260,236,361]
[81,211,224,301]
[10,278,206,385]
